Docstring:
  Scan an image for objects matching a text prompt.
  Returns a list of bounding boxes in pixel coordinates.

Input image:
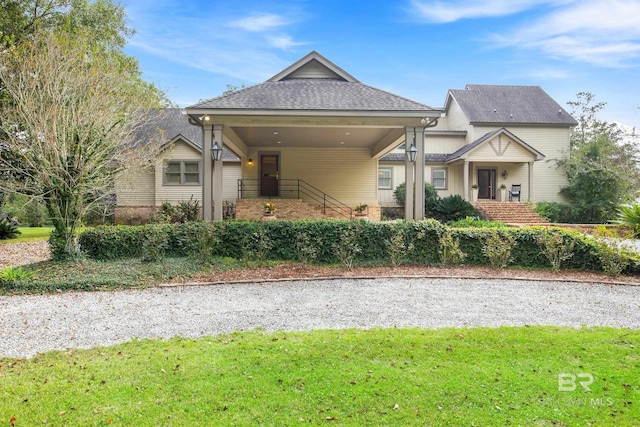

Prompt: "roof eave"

[184,108,442,119]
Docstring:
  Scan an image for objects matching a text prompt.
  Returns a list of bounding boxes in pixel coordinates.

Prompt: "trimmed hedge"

[78,220,640,275]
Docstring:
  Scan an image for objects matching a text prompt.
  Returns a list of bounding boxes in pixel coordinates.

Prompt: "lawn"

[0,327,638,425]
[0,227,53,243]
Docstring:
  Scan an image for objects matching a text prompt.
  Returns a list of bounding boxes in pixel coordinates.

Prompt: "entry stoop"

[474,201,548,225]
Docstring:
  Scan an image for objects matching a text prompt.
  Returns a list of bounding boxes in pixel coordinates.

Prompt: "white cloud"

[227,14,290,32]
[268,35,307,50]
[491,0,640,67]
[411,0,568,23]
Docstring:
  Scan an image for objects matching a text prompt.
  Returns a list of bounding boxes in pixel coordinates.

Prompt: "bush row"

[78,220,640,274]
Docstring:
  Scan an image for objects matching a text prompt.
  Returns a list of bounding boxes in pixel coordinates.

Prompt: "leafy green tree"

[559,92,640,223]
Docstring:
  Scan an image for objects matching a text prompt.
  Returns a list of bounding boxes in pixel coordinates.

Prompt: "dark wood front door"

[260,154,279,197]
[477,169,497,200]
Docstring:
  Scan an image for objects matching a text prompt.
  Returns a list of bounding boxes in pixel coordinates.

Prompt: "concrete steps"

[474,201,548,225]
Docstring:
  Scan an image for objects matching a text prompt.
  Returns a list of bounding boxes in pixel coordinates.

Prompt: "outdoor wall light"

[211,141,222,161]
[407,143,418,163]
[406,127,418,163]
[248,158,253,166]
[501,170,508,179]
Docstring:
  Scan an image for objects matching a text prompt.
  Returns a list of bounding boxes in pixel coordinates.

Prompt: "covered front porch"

[183,51,440,222]
[448,128,546,203]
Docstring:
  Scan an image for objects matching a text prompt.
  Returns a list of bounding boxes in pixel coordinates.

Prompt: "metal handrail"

[237,178,353,219]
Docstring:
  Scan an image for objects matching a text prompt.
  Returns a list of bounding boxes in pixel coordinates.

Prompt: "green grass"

[0,327,638,425]
[0,226,89,244]
[0,226,53,243]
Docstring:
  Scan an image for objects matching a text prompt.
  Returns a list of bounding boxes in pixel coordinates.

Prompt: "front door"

[260,154,279,197]
[477,169,496,200]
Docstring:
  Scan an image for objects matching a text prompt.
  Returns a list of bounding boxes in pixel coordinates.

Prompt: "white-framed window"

[164,160,201,186]
[431,167,447,190]
[378,167,393,190]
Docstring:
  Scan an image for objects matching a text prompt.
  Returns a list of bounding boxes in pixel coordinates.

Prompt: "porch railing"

[237,179,353,220]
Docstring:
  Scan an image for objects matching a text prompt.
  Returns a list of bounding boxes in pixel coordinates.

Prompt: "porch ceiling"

[231,125,403,149]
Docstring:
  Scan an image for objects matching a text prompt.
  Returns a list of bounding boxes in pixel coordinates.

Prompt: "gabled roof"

[135,108,238,160]
[445,85,577,126]
[268,51,358,82]
[445,128,545,162]
[380,128,545,163]
[188,51,437,114]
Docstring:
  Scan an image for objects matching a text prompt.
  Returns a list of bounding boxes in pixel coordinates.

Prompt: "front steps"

[474,201,548,225]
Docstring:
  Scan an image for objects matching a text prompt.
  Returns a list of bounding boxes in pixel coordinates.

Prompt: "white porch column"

[202,124,213,221]
[414,127,425,221]
[463,161,470,201]
[528,161,534,202]
[212,125,224,221]
[404,128,414,221]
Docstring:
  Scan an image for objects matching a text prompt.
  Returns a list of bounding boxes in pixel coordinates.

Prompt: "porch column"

[528,162,534,202]
[404,128,414,221]
[212,125,224,221]
[463,161,470,201]
[414,127,425,221]
[202,124,213,221]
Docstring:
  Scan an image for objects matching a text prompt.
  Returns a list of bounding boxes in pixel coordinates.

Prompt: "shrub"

[438,232,466,266]
[334,226,361,269]
[482,230,517,268]
[537,231,575,271]
[0,266,34,288]
[592,237,630,276]
[76,220,638,276]
[0,214,20,240]
[393,182,438,207]
[141,225,169,262]
[295,232,319,265]
[614,203,640,237]
[428,195,477,223]
[155,197,200,223]
[387,229,414,267]
[534,202,581,223]
[448,217,506,228]
[191,225,220,265]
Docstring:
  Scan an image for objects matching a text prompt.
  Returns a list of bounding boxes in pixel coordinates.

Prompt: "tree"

[0,30,165,259]
[559,92,640,223]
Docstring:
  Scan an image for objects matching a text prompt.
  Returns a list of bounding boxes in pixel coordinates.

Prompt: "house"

[114,108,240,224]
[379,85,578,207]
[115,52,577,223]
[182,51,440,221]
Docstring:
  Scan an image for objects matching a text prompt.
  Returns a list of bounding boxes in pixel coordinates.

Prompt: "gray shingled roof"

[448,85,577,126]
[380,152,450,163]
[134,108,238,160]
[189,79,435,112]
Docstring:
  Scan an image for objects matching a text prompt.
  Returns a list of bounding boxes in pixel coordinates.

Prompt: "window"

[378,167,393,190]
[431,167,447,190]
[164,161,201,185]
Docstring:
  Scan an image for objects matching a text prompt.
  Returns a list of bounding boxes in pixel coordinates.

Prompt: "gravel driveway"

[2,277,639,359]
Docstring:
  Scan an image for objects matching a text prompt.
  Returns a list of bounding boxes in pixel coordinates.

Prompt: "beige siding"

[426,134,466,154]
[155,141,203,205]
[115,169,155,206]
[473,126,570,202]
[378,163,405,206]
[245,147,378,206]
[223,163,242,201]
[466,135,535,163]
[446,99,472,134]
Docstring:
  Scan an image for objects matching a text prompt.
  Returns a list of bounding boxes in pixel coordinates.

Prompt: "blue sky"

[123,0,640,128]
